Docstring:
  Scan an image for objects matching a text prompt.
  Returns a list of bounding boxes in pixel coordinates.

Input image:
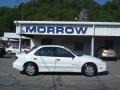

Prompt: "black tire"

[24,63,38,76]
[82,63,97,76]
[0,55,3,57]
[7,50,11,55]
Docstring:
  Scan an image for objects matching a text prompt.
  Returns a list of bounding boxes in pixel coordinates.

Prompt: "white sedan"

[13,45,107,76]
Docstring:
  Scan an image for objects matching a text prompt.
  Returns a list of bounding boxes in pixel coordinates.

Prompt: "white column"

[91,36,94,56]
[19,35,22,52]
[19,24,22,53]
[91,25,95,56]
[30,39,35,48]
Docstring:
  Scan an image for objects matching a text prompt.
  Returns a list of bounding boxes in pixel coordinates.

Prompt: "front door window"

[54,47,74,58]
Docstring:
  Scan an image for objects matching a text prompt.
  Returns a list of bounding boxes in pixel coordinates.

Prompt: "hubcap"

[26,64,35,75]
[85,66,94,76]
[7,51,11,55]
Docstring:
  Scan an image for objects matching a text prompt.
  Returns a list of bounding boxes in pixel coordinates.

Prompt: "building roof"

[14,21,120,26]
[0,37,8,41]
[4,32,30,39]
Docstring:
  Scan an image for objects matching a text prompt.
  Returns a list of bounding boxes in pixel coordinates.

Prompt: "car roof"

[38,45,66,48]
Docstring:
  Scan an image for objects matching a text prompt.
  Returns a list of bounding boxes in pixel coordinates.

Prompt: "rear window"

[28,46,38,53]
[34,47,54,56]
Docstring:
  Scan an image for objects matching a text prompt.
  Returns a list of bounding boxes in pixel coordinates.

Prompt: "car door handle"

[56,59,60,61]
[33,58,37,60]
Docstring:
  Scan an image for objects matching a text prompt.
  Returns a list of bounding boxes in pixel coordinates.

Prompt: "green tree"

[0,0,120,36]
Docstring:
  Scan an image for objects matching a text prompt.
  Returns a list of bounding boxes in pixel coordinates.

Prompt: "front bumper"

[97,63,107,73]
[13,61,24,71]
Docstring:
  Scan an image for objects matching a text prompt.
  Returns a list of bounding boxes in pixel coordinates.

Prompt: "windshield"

[72,51,82,56]
[0,40,7,48]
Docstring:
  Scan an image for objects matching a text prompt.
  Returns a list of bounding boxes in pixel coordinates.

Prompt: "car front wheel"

[0,54,3,57]
[82,64,97,76]
[24,63,37,76]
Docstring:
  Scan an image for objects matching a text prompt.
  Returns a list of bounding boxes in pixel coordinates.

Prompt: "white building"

[14,21,120,56]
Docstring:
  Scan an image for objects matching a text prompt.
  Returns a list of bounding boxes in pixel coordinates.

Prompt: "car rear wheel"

[7,50,11,55]
[24,63,38,76]
[82,63,97,76]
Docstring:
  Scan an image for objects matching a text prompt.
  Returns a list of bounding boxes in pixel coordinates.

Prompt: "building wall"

[30,35,120,57]
[95,25,120,36]
[15,21,120,56]
[15,21,120,37]
[31,35,91,55]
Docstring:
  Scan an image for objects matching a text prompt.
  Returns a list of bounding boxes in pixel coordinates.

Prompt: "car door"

[12,46,20,54]
[54,47,79,72]
[34,47,56,72]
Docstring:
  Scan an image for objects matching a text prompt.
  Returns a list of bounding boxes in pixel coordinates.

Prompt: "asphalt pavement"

[0,57,120,90]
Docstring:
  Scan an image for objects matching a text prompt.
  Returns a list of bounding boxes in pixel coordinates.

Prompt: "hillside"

[0,0,120,36]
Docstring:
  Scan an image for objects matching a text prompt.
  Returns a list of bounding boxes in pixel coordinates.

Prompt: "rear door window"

[35,47,54,56]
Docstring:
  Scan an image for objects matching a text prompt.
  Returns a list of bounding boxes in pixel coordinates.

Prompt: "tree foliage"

[0,0,120,36]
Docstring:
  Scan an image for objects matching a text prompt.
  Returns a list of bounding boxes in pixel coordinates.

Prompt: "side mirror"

[71,55,75,59]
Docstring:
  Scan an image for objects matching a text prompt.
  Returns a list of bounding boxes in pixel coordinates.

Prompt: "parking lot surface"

[0,57,120,90]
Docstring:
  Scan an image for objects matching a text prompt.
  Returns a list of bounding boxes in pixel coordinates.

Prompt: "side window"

[34,47,54,56]
[55,47,74,57]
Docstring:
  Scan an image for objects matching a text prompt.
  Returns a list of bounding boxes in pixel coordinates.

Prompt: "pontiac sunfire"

[13,45,107,76]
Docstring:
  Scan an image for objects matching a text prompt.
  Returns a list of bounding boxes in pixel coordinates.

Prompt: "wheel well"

[82,62,98,73]
[23,62,39,71]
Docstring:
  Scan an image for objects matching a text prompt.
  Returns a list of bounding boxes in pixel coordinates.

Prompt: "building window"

[74,42,83,51]
[41,39,53,45]
[105,40,114,49]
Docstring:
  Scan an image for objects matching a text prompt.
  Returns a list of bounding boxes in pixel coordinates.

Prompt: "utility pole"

[79,8,88,21]
[79,0,88,21]
[16,0,24,53]
[21,2,24,21]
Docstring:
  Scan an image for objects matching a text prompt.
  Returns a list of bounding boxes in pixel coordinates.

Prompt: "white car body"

[13,45,107,76]
[6,45,30,54]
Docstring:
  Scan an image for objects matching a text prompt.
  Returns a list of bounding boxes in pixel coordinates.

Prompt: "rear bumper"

[102,53,116,58]
[13,61,24,71]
